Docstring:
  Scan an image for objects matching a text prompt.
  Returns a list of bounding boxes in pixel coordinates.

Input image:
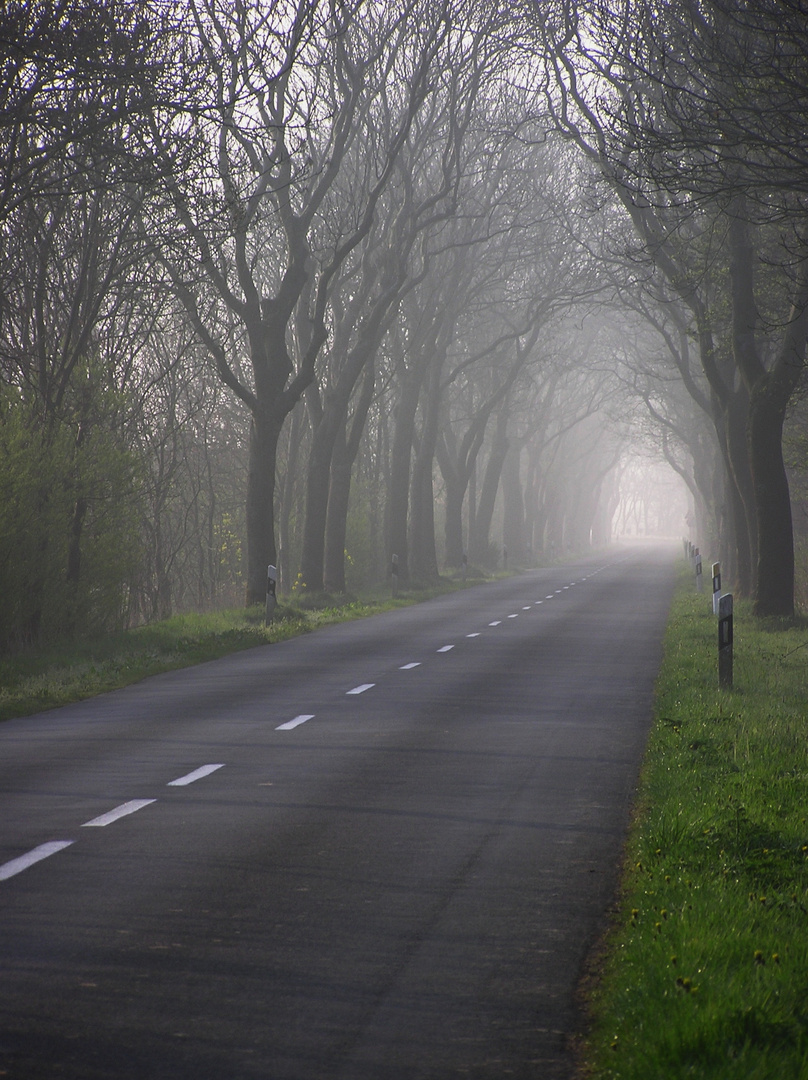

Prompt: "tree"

[0,124,158,644]
[533,0,808,614]
[143,0,457,605]
[298,15,495,593]
[131,317,250,620]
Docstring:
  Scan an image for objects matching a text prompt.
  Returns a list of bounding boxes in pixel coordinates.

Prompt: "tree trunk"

[748,384,794,616]
[568,478,601,550]
[470,406,509,565]
[324,360,376,594]
[245,411,281,607]
[543,478,564,555]
[689,432,722,563]
[502,442,525,565]
[438,412,498,569]
[727,203,808,615]
[522,444,539,562]
[716,390,756,597]
[410,447,439,583]
[443,471,465,568]
[278,401,305,595]
[387,363,425,584]
[300,401,340,593]
[65,494,88,634]
[467,460,476,557]
[324,422,351,594]
[372,406,389,583]
[410,361,442,583]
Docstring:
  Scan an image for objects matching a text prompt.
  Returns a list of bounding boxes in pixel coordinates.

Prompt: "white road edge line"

[0,840,74,882]
[276,714,315,730]
[168,763,225,787]
[347,683,375,695]
[82,799,156,828]
[400,662,421,669]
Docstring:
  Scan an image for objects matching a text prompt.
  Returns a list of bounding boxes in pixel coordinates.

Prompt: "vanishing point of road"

[0,543,677,1079]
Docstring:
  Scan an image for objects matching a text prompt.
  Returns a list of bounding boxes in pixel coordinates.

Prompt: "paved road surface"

[0,544,677,1079]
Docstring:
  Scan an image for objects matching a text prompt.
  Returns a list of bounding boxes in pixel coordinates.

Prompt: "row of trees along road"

[532,0,808,615]
[2,0,807,650]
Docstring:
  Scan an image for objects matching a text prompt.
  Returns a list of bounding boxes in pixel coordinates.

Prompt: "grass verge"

[0,580,473,723]
[580,563,808,1079]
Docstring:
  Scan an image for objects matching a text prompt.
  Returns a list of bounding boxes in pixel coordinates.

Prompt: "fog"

[2,0,807,649]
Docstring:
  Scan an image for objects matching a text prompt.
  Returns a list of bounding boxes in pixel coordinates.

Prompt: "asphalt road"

[0,543,678,1080]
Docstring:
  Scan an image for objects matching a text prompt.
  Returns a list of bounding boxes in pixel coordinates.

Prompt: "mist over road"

[0,544,677,1080]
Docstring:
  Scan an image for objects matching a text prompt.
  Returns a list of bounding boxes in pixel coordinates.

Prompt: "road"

[0,544,677,1080]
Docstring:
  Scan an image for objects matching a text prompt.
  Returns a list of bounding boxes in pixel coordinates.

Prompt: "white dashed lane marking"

[0,841,74,882]
[82,799,156,828]
[168,764,225,787]
[276,714,315,731]
[2,565,615,881]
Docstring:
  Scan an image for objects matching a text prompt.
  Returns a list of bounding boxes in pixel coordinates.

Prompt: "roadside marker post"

[265,564,277,625]
[695,549,703,592]
[718,593,733,689]
[712,562,721,614]
[391,553,399,598]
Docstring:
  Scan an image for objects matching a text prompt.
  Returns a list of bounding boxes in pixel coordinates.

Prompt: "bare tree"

[297,15,497,593]
[532,0,808,613]
[142,0,458,605]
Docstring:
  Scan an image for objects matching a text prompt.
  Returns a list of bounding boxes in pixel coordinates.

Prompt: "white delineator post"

[265,564,277,625]
[712,562,721,614]
[695,548,703,592]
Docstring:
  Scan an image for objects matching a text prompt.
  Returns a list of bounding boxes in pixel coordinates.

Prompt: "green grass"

[0,579,471,723]
[581,564,808,1079]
